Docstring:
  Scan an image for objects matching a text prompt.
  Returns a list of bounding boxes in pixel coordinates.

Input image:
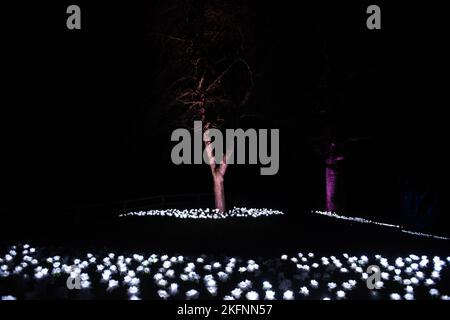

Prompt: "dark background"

[1,1,448,242]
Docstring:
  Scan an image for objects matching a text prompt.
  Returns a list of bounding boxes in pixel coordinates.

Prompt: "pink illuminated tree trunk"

[213,171,226,213]
[325,142,344,212]
[204,138,230,213]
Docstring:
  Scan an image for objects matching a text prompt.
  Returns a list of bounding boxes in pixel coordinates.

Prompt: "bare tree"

[151,0,254,212]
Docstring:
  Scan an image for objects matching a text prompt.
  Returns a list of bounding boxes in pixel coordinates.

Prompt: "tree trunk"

[325,142,344,212]
[213,174,226,213]
[203,136,230,213]
[325,165,337,212]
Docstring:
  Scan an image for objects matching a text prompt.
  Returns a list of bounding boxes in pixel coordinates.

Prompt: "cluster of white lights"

[1,244,449,300]
[313,211,450,241]
[119,207,284,219]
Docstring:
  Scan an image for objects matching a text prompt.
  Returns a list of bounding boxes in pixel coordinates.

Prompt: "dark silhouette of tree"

[312,37,371,212]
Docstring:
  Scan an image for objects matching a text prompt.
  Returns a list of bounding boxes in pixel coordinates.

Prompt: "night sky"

[1,1,448,234]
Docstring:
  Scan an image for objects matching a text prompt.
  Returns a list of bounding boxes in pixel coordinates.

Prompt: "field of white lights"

[1,243,449,300]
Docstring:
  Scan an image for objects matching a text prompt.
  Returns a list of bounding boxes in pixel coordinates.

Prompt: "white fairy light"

[380,259,389,268]
[395,258,405,268]
[180,274,189,281]
[102,270,112,281]
[157,279,168,287]
[157,290,169,300]
[299,287,309,296]
[429,289,439,297]
[81,280,91,289]
[217,272,228,281]
[425,279,435,286]
[263,281,272,290]
[431,271,440,279]
[310,280,319,288]
[336,290,346,299]
[231,288,242,299]
[265,290,275,300]
[170,283,179,295]
[283,290,294,300]
[204,265,212,271]
[165,269,175,278]
[238,280,252,290]
[128,286,139,295]
[328,282,337,290]
[14,266,23,274]
[409,254,419,261]
[108,279,119,290]
[52,267,61,275]
[404,293,415,300]
[246,291,259,300]
[206,279,217,288]
[390,293,401,300]
[419,259,428,268]
[238,267,247,273]
[342,282,352,291]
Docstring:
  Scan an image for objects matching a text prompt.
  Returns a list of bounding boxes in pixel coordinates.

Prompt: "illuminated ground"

[1,208,449,300]
[1,243,449,300]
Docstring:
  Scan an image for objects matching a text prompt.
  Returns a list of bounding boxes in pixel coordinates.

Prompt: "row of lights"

[119,207,285,219]
[313,210,450,241]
